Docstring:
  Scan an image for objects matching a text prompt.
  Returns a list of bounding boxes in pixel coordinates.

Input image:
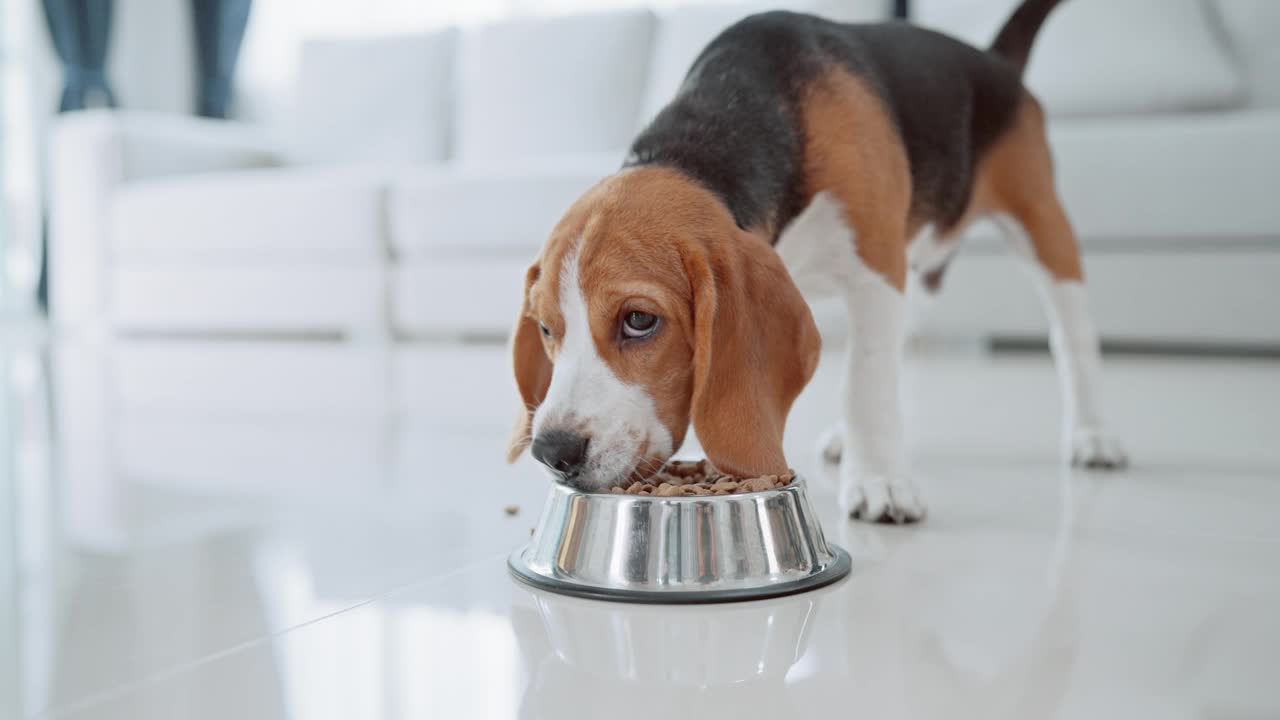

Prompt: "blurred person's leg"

[191,0,252,118]
[41,0,117,111]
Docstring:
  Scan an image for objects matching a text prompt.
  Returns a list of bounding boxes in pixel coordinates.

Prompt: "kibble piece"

[504,504,520,516]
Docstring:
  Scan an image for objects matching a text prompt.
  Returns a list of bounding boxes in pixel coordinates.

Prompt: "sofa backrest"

[285,0,1280,169]
[453,9,656,167]
[1213,0,1280,108]
[294,30,456,166]
[915,0,1248,117]
[289,2,893,168]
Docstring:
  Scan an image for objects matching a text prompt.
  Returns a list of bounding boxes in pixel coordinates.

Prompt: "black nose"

[531,430,589,478]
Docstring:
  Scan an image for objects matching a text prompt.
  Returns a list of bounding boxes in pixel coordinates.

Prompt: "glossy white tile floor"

[1,339,1278,719]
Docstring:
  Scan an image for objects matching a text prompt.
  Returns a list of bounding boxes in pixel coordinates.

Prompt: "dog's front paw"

[839,464,926,524]
[1070,428,1129,470]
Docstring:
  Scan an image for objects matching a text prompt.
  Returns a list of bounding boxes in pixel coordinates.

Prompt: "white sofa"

[48,0,1280,346]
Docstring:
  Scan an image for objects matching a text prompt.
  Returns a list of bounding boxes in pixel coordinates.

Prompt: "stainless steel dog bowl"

[508,476,851,603]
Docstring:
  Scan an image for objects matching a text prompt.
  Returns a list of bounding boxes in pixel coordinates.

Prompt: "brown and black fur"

[625,0,1070,282]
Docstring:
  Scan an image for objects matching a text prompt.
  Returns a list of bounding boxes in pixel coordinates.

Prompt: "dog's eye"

[622,311,659,339]
[539,323,552,338]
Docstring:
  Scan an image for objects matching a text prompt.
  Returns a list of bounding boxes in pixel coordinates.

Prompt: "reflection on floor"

[1,339,1278,719]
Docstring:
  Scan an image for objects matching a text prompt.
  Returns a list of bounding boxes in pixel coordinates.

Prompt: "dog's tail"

[989,0,1067,74]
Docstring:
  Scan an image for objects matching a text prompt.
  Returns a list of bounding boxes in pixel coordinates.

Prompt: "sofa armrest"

[48,110,286,329]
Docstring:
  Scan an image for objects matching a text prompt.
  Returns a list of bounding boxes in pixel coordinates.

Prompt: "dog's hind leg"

[996,206,1127,469]
[983,97,1127,470]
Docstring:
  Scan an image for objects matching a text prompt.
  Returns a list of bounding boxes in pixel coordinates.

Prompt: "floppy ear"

[686,233,821,476]
[507,264,552,462]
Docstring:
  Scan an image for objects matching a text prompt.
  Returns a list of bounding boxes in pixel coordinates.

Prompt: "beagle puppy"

[508,0,1127,523]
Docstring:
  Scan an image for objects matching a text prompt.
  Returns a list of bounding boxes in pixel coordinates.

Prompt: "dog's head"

[506,166,820,489]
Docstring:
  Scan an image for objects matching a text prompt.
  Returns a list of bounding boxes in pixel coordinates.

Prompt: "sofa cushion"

[639,1,889,128]
[957,110,1280,243]
[387,155,617,256]
[393,260,529,336]
[915,0,1246,117]
[111,343,387,413]
[1050,110,1280,242]
[294,30,456,166]
[914,251,1280,345]
[112,168,385,259]
[110,263,383,333]
[1214,0,1280,108]
[455,10,654,165]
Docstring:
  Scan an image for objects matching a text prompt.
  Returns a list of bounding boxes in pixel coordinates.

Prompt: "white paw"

[1070,428,1129,470]
[819,424,845,464]
[839,464,926,524]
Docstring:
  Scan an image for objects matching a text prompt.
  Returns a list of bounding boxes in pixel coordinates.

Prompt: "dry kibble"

[602,460,795,497]
[504,504,520,516]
